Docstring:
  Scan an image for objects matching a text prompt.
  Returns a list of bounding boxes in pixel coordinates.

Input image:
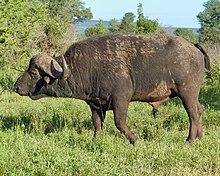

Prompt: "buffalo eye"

[29,70,39,78]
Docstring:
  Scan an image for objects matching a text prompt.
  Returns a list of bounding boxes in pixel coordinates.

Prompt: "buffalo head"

[14,54,70,100]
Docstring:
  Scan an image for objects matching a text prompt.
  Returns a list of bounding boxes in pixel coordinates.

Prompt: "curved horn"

[51,55,69,79]
[61,55,69,79]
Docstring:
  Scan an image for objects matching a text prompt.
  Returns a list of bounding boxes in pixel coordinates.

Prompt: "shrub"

[136,3,158,34]
[0,0,48,66]
[174,28,198,43]
[207,54,220,82]
[119,12,136,33]
[85,20,109,37]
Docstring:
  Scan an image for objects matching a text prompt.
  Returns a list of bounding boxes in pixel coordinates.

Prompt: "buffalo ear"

[34,55,63,78]
[34,55,69,79]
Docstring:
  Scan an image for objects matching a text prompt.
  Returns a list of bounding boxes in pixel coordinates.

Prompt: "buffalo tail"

[195,43,211,71]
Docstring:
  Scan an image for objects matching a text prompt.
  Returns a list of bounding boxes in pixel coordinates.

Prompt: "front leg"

[90,107,106,138]
[112,97,138,144]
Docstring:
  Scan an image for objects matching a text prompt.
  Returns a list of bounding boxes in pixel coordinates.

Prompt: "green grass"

[0,83,220,175]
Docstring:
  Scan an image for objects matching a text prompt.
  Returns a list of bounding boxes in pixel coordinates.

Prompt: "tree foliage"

[108,19,120,33]
[119,12,136,33]
[84,3,159,36]
[197,0,220,45]
[136,3,158,34]
[41,0,93,22]
[0,0,92,67]
[85,20,109,37]
[36,0,93,54]
[174,28,198,43]
[0,0,48,65]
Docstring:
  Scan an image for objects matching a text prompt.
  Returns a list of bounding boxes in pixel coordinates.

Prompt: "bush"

[85,20,109,37]
[137,19,158,34]
[108,19,120,33]
[84,3,159,36]
[136,3,158,34]
[119,12,136,33]
[174,28,198,43]
[207,53,220,82]
[0,68,15,92]
[0,0,48,66]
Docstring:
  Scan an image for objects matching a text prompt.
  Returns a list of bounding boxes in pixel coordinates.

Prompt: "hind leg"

[180,92,203,142]
[182,98,200,142]
[197,102,203,139]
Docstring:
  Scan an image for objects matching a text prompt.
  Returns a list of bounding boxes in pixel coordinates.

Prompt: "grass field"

[0,80,220,176]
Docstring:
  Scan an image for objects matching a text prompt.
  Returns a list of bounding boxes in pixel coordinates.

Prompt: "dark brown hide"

[14,34,210,144]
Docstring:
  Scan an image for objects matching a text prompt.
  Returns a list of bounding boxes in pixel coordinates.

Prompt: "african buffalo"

[14,34,210,144]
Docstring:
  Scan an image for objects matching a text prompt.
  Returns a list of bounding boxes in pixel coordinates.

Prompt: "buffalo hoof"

[185,138,195,144]
[129,133,138,145]
[92,131,102,141]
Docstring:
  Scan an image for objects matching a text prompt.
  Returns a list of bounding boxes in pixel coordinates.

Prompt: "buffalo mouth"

[28,93,49,100]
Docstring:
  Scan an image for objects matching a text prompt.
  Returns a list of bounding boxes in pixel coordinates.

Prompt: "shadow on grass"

[0,113,93,135]
[0,115,33,131]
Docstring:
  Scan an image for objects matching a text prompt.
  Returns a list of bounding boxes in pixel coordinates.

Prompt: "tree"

[0,0,92,65]
[109,19,120,33]
[41,0,93,22]
[39,0,93,54]
[119,12,136,33]
[174,28,198,43]
[0,0,48,64]
[84,3,160,36]
[85,20,109,37]
[197,0,220,45]
[136,3,158,34]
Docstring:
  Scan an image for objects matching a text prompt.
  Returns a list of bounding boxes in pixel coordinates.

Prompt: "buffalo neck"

[65,63,93,100]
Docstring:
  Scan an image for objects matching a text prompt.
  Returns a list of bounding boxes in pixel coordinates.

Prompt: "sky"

[82,0,208,28]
